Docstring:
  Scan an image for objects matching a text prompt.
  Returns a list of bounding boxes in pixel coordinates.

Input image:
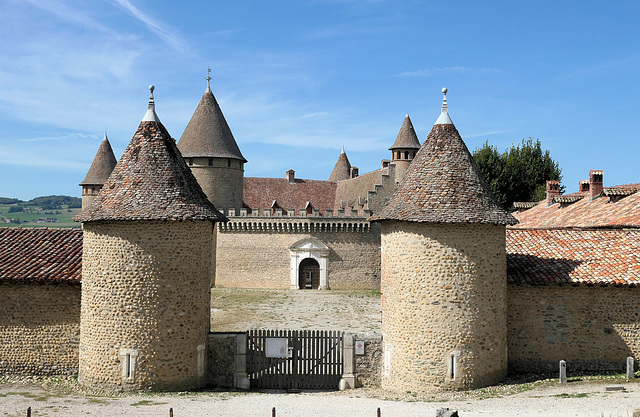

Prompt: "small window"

[208,158,213,166]
[404,151,409,159]
[227,159,232,167]
[188,158,193,166]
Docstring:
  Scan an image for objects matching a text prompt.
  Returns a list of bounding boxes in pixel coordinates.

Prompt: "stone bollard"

[627,357,635,379]
[632,409,640,417]
[436,408,459,417]
[559,360,567,384]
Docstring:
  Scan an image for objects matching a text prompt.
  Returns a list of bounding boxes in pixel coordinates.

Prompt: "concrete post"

[627,357,635,379]
[234,333,250,389]
[559,360,567,384]
[339,333,356,390]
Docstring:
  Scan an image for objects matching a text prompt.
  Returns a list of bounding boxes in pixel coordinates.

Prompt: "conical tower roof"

[389,112,420,150]
[79,132,117,186]
[177,81,247,162]
[74,86,227,223]
[371,88,517,225]
[328,147,352,182]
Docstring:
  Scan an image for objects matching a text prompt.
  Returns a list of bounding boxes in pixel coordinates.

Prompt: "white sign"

[355,340,365,355]
[265,338,288,358]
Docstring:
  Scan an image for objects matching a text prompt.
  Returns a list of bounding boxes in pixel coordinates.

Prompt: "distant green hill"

[0,195,82,228]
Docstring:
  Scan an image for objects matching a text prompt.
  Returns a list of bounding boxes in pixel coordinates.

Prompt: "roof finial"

[206,67,212,92]
[434,87,453,125]
[103,131,108,141]
[341,146,345,154]
[142,84,161,122]
[406,110,409,118]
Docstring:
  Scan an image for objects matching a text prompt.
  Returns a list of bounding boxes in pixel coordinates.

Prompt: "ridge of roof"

[79,132,117,186]
[389,113,421,150]
[177,85,246,162]
[371,91,517,225]
[74,87,227,223]
[328,148,352,182]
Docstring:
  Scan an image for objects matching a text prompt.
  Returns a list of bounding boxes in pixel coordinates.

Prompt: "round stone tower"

[177,75,247,212]
[79,132,117,210]
[74,86,227,391]
[388,112,421,183]
[370,88,517,392]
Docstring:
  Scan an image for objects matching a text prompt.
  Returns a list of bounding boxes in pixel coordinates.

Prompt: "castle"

[1,81,640,393]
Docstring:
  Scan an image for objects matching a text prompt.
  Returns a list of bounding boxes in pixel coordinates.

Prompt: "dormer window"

[188,158,193,166]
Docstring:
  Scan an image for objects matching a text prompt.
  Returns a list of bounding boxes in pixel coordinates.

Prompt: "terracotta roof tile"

[328,149,351,182]
[74,120,227,222]
[371,123,517,225]
[507,229,640,286]
[0,227,81,283]
[389,113,420,150]
[79,133,117,186]
[177,87,246,162]
[243,177,337,215]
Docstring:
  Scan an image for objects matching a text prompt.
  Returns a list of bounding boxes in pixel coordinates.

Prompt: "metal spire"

[142,84,161,122]
[206,67,212,92]
[434,87,453,125]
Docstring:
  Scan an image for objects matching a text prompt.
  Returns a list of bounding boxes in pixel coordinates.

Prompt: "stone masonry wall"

[508,284,640,374]
[216,219,380,290]
[380,221,508,392]
[189,157,244,211]
[0,281,80,375]
[80,220,213,391]
[354,333,382,387]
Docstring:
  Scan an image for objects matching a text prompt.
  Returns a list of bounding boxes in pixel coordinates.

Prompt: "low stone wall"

[508,284,640,374]
[208,332,249,389]
[354,333,382,387]
[0,281,80,375]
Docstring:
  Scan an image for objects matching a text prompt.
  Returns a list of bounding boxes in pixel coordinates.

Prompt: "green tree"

[472,138,563,210]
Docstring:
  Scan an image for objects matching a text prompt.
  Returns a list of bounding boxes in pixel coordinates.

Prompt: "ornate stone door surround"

[289,238,330,289]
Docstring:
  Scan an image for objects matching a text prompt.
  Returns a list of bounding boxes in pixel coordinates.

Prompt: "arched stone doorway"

[298,258,320,289]
[289,238,330,290]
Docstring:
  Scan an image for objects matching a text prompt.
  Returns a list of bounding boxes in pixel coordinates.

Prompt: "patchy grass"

[554,392,590,398]
[130,399,168,406]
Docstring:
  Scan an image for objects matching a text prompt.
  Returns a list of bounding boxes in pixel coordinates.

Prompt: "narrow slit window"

[450,354,455,379]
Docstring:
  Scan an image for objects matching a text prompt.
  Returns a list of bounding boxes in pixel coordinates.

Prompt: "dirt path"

[210,288,381,333]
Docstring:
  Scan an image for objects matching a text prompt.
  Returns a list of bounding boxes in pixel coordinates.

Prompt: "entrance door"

[298,258,320,289]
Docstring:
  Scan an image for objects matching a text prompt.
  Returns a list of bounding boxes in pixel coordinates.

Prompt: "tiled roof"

[177,86,247,162]
[507,229,640,286]
[328,149,351,182]
[74,120,227,222]
[0,227,81,283]
[370,123,517,225]
[513,201,538,210]
[79,133,117,186]
[243,177,337,215]
[333,168,383,212]
[512,186,640,229]
[389,113,420,150]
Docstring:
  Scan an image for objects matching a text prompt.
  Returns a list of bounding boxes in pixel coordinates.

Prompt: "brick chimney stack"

[286,169,295,183]
[589,170,603,200]
[546,180,560,206]
[579,180,590,193]
[350,166,359,178]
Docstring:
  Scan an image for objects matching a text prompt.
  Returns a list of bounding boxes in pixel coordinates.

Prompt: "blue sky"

[1,0,639,200]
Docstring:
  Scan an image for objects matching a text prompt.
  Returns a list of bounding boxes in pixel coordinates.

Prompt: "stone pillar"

[235,333,250,389]
[340,334,356,390]
[559,360,567,383]
[627,357,635,379]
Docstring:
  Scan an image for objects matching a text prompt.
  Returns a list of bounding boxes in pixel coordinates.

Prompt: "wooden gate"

[247,330,344,389]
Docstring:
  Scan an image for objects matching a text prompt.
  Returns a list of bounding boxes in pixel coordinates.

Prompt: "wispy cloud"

[107,0,189,53]
[19,133,95,143]
[23,0,116,35]
[394,66,500,77]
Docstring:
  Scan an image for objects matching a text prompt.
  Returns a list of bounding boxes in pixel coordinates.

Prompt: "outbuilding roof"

[243,177,337,215]
[370,90,517,225]
[74,86,227,223]
[0,227,81,283]
[177,83,246,162]
[79,132,117,186]
[507,229,640,286]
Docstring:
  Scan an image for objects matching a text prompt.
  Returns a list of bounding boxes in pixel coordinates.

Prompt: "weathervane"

[206,66,212,90]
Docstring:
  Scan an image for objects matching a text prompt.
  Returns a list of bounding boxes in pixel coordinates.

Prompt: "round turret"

[79,132,116,210]
[388,112,420,183]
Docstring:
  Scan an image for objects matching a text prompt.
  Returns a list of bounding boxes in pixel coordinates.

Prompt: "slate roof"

[389,113,420,150]
[74,106,227,222]
[243,177,337,215]
[328,148,351,182]
[507,229,640,286]
[79,133,117,186]
[0,227,81,283]
[370,121,517,225]
[177,86,246,162]
[512,185,640,229]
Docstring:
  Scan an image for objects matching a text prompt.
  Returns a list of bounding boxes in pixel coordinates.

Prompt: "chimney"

[579,180,590,193]
[381,159,390,168]
[286,169,295,183]
[546,180,559,206]
[350,166,359,178]
[590,170,603,200]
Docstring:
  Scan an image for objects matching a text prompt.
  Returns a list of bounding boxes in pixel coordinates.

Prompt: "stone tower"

[328,147,351,182]
[177,76,247,212]
[79,132,117,210]
[388,112,420,183]
[370,88,517,392]
[74,86,227,391]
